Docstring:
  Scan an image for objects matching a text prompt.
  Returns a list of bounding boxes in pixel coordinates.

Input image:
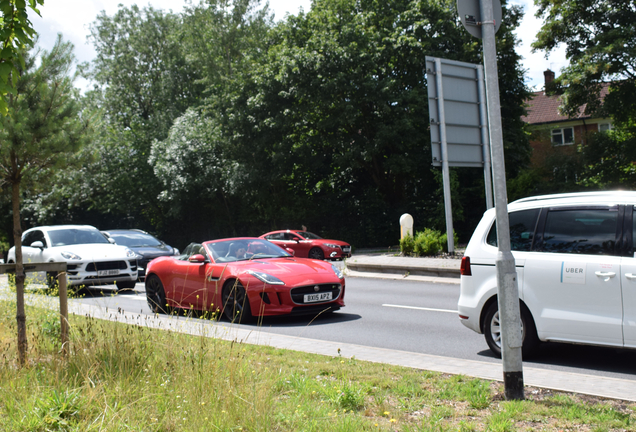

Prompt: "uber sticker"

[561,262,586,284]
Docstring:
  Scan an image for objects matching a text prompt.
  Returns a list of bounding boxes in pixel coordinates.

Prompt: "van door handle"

[625,273,636,280]
[595,271,616,281]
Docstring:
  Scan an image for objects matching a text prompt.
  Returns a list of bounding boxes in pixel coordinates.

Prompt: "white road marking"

[117,294,147,301]
[382,304,458,314]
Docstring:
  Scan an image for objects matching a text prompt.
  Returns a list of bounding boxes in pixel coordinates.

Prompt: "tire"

[483,301,539,359]
[116,280,137,292]
[222,280,253,323]
[308,247,325,260]
[145,275,169,314]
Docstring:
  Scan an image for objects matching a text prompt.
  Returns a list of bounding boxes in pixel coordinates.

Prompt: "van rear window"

[486,209,540,251]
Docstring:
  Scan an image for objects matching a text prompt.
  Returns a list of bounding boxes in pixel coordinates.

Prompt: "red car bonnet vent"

[460,256,471,276]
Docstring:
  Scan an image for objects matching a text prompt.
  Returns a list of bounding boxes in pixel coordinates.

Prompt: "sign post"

[457,0,525,400]
[426,57,495,254]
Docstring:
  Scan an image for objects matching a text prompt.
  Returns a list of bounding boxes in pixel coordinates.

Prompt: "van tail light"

[460,256,472,276]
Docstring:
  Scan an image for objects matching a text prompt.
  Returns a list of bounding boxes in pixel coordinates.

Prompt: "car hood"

[131,245,173,258]
[237,258,341,284]
[52,243,133,260]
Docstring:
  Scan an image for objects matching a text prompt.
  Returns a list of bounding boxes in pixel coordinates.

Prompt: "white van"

[458,191,636,357]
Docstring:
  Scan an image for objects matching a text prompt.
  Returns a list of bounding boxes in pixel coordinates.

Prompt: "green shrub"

[440,231,459,253]
[414,229,441,256]
[402,229,458,256]
[399,234,415,255]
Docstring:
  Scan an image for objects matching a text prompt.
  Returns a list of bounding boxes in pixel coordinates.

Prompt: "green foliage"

[0,0,44,116]
[400,234,415,255]
[16,0,532,251]
[532,0,636,123]
[414,229,442,256]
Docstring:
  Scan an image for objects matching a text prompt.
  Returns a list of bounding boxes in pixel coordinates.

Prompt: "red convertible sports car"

[145,238,345,322]
[259,230,352,260]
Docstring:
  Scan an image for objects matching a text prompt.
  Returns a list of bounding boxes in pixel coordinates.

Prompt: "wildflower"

[390,419,397,423]
[383,411,390,416]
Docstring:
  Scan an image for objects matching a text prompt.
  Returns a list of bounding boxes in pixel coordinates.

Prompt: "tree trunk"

[12,177,27,366]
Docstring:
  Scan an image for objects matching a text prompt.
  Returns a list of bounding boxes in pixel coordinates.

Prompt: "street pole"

[477,66,493,209]
[479,0,524,399]
[434,57,455,255]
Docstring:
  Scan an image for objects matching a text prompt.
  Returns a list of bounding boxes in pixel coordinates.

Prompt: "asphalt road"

[74,276,636,382]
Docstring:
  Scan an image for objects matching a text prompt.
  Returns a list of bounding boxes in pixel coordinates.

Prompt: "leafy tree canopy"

[532,0,636,123]
[0,0,43,116]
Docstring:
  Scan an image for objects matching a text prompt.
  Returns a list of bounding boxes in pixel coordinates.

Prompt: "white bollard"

[400,214,413,239]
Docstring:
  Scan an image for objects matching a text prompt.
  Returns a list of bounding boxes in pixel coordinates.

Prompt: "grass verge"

[0,297,635,431]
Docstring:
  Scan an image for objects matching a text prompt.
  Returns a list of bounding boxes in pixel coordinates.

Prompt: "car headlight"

[246,270,285,285]
[60,251,82,260]
[124,248,136,258]
[331,264,344,279]
[324,243,339,249]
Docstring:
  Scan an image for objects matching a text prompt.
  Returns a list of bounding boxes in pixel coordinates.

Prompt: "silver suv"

[458,191,636,357]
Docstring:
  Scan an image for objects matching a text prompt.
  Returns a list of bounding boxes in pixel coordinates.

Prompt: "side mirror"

[285,248,295,256]
[30,241,44,249]
[188,254,206,264]
[107,238,116,244]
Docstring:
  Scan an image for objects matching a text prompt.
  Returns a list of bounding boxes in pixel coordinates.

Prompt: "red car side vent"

[460,256,471,276]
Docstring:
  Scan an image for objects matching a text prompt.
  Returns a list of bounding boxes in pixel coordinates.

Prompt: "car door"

[523,206,624,347]
[283,233,310,257]
[620,205,636,347]
[21,230,46,264]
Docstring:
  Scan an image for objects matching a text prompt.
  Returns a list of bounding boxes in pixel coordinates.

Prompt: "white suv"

[458,191,636,357]
[8,225,139,291]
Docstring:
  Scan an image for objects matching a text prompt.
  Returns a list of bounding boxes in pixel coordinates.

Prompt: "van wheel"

[483,302,539,358]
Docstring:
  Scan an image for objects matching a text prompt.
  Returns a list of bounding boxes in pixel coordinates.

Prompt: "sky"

[29,0,568,92]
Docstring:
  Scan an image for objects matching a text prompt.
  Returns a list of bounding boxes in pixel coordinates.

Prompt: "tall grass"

[0,297,635,431]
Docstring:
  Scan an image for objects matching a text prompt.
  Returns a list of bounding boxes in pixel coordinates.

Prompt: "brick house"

[522,69,613,168]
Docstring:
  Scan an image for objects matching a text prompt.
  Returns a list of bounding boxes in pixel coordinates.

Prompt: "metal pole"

[480,0,524,399]
[434,57,455,254]
[477,65,494,209]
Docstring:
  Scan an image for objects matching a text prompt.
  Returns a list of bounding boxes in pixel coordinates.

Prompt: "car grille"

[85,261,128,272]
[290,283,341,304]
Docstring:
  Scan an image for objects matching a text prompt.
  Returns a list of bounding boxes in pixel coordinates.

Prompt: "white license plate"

[97,269,120,277]
[304,292,332,303]
[342,247,351,253]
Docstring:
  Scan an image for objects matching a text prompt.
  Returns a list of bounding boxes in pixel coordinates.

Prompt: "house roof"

[522,84,610,125]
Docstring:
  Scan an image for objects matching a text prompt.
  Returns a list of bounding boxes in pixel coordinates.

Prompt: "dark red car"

[259,230,352,260]
[145,238,345,322]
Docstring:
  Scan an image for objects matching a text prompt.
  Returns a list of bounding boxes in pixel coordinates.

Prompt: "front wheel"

[483,301,539,359]
[308,247,324,260]
[222,280,252,323]
[145,275,169,314]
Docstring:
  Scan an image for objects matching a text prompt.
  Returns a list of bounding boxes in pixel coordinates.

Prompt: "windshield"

[207,239,291,262]
[296,231,322,240]
[49,228,111,247]
[109,232,163,248]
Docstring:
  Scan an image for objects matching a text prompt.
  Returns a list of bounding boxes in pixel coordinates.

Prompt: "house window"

[599,123,614,132]
[551,127,574,145]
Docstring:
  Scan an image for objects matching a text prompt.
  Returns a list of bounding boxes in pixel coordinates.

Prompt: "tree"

[0,0,44,116]
[226,0,531,245]
[0,35,88,365]
[532,0,636,123]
